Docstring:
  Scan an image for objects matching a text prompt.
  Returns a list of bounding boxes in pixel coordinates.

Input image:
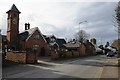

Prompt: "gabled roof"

[64,41,80,48]
[7,4,21,13]
[43,35,56,44]
[56,38,66,47]
[84,40,95,47]
[19,27,46,42]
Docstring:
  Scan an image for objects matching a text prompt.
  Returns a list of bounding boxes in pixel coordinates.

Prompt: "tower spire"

[6,4,21,13]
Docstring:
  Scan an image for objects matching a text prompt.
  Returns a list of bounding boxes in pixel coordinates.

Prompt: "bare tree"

[75,30,90,43]
[115,1,120,57]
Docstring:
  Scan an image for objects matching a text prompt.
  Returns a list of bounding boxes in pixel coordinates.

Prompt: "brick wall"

[65,51,72,58]
[51,50,58,60]
[26,52,37,63]
[72,51,79,57]
[79,44,86,56]
[6,52,37,63]
[6,52,26,63]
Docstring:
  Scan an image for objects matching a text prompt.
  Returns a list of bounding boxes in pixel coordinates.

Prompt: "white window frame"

[32,45,39,50]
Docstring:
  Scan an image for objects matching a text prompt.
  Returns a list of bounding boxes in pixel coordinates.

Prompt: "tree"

[75,30,90,43]
[115,1,120,57]
[112,39,120,50]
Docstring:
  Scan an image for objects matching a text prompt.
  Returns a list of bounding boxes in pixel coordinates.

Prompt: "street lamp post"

[78,20,87,43]
[79,21,87,32]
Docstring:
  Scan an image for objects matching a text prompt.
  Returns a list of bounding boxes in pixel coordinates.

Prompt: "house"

[90,38,96,46]
[19,24,47,57]
[64,39,95,56]
[4,4,50,63]
[64,40,86,56]
[64,41,80,51]
[44,35,66,55]
[44,35,58,48]
[56,38,66,50]
[84,40,96,55]
[5,4,48,57]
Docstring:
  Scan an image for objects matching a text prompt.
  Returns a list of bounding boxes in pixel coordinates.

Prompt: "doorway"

[40,47,45,56]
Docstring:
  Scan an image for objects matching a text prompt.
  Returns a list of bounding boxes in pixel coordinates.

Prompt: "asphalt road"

[2,55,119,79]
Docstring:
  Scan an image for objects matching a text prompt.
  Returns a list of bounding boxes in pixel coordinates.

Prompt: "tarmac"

[100,57,119,80]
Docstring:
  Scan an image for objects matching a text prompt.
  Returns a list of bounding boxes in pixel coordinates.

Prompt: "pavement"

[100,57,119,79]
[2,55,120,79]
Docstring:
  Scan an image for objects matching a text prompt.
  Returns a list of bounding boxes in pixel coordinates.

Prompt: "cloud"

[0,1,118,45]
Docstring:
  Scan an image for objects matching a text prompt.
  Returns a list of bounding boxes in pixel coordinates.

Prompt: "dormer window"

[50,38,55,43]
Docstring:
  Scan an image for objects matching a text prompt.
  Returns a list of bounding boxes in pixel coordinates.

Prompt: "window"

[50,38,55,43]
[34,35,40,39]
[32,45,39,50]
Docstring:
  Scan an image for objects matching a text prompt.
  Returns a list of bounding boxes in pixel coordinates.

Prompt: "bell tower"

[6,4,21,50]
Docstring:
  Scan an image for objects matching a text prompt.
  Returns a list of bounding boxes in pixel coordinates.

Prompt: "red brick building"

[6,4,47,57]
[6,4,21,50]
[19,26,47,56]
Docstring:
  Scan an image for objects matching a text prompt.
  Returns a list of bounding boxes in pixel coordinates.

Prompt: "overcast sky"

[0,0,119,45]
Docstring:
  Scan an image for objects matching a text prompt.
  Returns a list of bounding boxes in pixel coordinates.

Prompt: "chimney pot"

[25,23,30,30]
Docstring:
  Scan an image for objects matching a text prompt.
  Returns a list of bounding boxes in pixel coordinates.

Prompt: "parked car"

[106,50,115,57]
[107,46,117,54]
[96,47,103,54]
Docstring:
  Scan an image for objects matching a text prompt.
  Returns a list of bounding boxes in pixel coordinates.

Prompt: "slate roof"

[64,41,80,49]
[43,35,56,44]
[44,35,55,38]
[7,4,21,13]
[56,38,66,48]
[43,35,66,48]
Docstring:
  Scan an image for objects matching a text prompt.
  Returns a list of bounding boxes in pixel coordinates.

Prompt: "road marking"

[38,60,62,66]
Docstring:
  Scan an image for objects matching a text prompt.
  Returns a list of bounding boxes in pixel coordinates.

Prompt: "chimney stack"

[90,38,96,45]
[25,23,30,30]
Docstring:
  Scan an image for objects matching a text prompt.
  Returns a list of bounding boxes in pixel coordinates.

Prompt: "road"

[2,55,119,79]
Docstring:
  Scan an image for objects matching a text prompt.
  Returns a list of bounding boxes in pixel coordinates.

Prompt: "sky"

[0,0,120,45]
